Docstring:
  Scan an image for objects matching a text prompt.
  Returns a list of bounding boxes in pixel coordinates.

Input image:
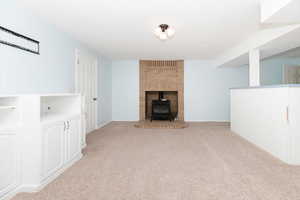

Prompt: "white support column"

[249,49,261,87]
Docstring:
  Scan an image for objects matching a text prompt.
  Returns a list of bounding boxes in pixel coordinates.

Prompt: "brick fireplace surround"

[139,60,184,121]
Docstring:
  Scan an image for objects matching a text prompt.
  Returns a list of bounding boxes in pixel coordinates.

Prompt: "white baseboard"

[1,187,22,200]
[1,154,83,200]
[36,153,83,192]
[108,120,230,123]
[111,120,139,122]
[185,120,230,123]
[81,143,87,149]
[97,121,112,129]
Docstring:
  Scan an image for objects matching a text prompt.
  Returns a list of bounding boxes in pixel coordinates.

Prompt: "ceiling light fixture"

[154,24,175,41]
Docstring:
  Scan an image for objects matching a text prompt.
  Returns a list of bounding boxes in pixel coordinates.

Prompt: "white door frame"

[74,48,98,132]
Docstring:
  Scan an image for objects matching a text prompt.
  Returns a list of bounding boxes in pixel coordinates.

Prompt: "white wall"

[111,60,249,122]
[98,57,112,126]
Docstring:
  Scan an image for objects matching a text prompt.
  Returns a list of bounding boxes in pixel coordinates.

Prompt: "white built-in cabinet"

[0,97,20,199]
[0,133,19,198]
[67,117,81,162]
[0,94,84,200]
[231,86,300,165]
[42,121,65,180]
[42,117,81,181]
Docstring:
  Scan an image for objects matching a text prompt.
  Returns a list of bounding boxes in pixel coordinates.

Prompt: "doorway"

[283,65,300,84]
[75,49,98,135]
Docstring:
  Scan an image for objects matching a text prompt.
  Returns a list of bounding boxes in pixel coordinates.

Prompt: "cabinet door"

[42,122,65,180]
[0,135,18,197]
[67,118,81,162]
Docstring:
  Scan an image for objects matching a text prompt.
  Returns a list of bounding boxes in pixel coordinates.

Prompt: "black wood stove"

[151,92,173,121]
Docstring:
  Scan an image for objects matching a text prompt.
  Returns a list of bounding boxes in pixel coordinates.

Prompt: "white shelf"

[0,126,18,132]
[0,122,20,132]
[40,95,81,125]
[0,93,80,98]
[0,97,19,129]
[0,106,17,110]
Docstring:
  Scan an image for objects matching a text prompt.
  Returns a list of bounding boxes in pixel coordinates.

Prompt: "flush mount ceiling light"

[154,24,175,41]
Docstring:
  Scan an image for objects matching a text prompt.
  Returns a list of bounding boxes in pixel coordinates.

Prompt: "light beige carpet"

[134,120,188,129]
[13,122,300,200]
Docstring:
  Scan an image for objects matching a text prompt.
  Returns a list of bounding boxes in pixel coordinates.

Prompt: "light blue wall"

[111,60,249,121]
[98,57,112,126]
[261,57,300,85]
[0,0,98,94]
[1,0,112,124]
[112,60,139,121]
[184,60,248,121]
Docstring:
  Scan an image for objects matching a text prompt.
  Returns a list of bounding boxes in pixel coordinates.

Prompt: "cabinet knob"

[93,98,97,101]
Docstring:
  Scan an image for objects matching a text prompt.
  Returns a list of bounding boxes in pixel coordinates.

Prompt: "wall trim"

[185,120,230,123]
[2,154,82,200]
[110,119,138,122]
[108,120,230,123]
[96,121,112,130]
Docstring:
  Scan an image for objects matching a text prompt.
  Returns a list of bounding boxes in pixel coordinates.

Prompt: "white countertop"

[231,84,300,90]
[0,93,81,98]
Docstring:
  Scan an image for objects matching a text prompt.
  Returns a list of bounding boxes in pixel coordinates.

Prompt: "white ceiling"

[22,0,261,60]
[273,46,300,58]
